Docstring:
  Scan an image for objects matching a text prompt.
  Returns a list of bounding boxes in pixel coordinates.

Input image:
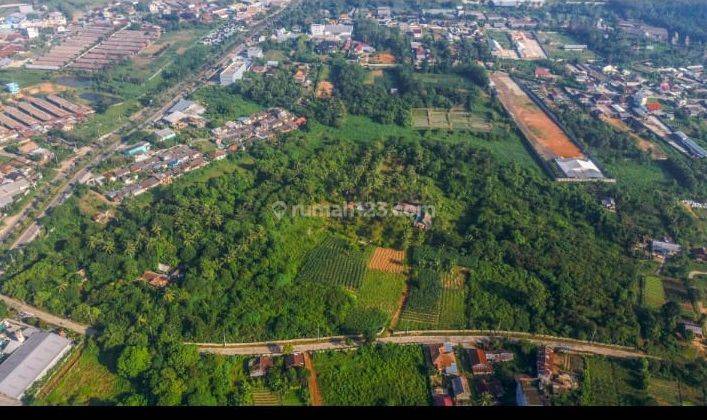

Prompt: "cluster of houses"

[0,319,72,404]
[0,4,67,67]
[0,154,40,215]
[211,108,306,150]
[97,143,207,202]
[427,342,514,406]
[248,352,304,378]
[546,62,706,159]
[393,202,433,230]
[200,0,286,46]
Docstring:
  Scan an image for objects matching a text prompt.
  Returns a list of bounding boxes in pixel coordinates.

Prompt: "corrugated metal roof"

[0,332,71,400]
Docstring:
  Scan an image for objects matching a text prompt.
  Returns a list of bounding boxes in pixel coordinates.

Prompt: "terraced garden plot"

[296,237,368,289]
[642,276,666,309]
[251,388,281,406]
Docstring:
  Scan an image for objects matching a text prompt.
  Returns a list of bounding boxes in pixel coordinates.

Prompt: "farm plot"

[251,388,281,406]
[437,267,468,329]
[368,247,406,274]
[412,108,491,132]
[357,270,408,327]
[296,236,368,289]
[397,269,443,330]
[642,276,666,309]
[581,357,647,406]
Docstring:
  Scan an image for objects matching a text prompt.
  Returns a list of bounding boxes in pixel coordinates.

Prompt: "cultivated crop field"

[368,247,407,274]
[297,237,368,289]
[412,108,491,131]
[642,276,666,309]
[357,270,408,326]
[438,268,468,329]
[397,269,442,329]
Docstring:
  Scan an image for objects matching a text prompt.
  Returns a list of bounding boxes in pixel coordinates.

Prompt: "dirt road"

[0,294,93,336]
[303,352,323,406]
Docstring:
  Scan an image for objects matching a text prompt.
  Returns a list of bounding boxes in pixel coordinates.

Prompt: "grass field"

[412,108,491,131]
[313,344,430,406]
[296,236,369,289]
[36,343,132,406]
[581,357,647,406]
[191,86,263,126]
[643,276,666,309]
[438,277,467,329]
[536,31,596,61]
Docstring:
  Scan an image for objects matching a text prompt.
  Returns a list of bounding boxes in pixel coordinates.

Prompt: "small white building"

[220,59,250,86]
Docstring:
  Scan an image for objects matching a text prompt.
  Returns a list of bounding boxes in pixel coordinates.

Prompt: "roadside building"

[0,332,72,402]
[220,59,250,86]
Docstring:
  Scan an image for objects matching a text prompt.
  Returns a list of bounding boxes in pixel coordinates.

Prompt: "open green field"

[536,31,596,61]
[643,276,666,309]
[487,29,513,49]
[412,108,491,131]
[314,344,430,406]
[357,270,407,327]
[191,86,264,126]
[438,286,467,329]
[581,357,647,406]
[296,236,369,289]
[35,343,132,406]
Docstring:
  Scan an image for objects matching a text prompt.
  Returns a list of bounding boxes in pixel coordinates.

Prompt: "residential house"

[285,352,305,369]
[428,342,457,374]
[468,348,493,375]
[249,356,273,378]
[450,375,471,402]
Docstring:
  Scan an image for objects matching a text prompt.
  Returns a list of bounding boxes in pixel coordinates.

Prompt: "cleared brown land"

[491,72,584,160]
[368,247,406,274]
[370,52,396,64]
